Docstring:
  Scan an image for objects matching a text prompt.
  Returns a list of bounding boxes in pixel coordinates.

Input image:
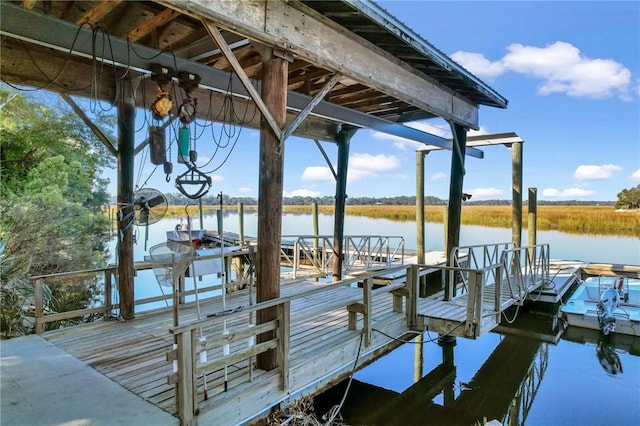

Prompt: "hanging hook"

[175,164,212,199]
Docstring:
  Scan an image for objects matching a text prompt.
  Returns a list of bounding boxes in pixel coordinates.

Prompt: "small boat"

[561,275,640,336]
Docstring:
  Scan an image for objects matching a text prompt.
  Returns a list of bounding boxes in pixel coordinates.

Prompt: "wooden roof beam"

[161,0,480,129]
[126,7,181,43]
[0,3,482,156]
[74,1,122,26]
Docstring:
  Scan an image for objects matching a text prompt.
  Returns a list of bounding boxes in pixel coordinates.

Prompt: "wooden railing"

[30,267,115,334]
[167,263,416,425]
[28,248,253,333]
[417,262,504,338]
[167,297,290,426]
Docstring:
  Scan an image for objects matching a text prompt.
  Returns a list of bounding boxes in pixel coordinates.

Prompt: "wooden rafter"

[75,0,122,26]
[126,7,181,42]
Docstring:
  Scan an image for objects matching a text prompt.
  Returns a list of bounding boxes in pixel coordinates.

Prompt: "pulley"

[178,98,197,124]
[149,64,175,120]
[152,89,173,120]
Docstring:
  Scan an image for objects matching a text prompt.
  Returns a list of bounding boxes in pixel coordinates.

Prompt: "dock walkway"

[4,242,577,425]
[35,276,412,425]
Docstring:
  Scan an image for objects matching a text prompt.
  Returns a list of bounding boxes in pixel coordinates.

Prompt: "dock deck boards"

[42,278,411,425]
[416,262,585,338]
[35,256,587,424]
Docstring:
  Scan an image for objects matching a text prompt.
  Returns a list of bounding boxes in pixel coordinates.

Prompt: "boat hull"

[561,276,640,337]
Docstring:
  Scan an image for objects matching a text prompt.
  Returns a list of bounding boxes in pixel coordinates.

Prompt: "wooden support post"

[238,202,244,247]
[528,187,537,247]
[332,127,356,282]
[511,142,523,247]
[392,287,409,313]
[277,301,290,390]
[172,267,180,328]
[116,77,136,320]
[406,265,418,329]
[363,277,372,347]
[104,269,112,315]
[312,202,319,281]
[445,123,466,301]
[416,150,426,265]
[414,332,424,384]
[347,303,365,331]
[465,270,483,338]
[256,49,287,371]
[34,279,44,334]
[176,329,196,426]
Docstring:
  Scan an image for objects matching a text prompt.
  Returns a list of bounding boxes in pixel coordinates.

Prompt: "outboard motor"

[597,277,623,335]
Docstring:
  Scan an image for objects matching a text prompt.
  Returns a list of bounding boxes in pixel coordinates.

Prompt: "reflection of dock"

[319,334,547,426]
[563,326,640,356]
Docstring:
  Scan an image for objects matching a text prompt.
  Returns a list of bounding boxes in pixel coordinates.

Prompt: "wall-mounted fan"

[133,188,168,249]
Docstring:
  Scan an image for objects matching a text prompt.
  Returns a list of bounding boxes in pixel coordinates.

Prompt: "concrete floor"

[0,334,179,426]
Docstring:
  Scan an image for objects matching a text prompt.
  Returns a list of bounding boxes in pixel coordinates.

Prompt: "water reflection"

[316,332,547,426]
[597,335,623,375]
[315,306,640,425]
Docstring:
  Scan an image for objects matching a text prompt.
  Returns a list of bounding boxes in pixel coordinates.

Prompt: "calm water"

[113,212,640,425]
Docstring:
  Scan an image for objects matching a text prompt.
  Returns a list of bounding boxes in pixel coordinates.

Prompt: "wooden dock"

[27,242,575,425]
[41,274,413,425]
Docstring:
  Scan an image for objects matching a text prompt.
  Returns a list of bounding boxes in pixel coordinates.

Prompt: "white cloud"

[211,174,224,182]
[451,51,505,79]
[301,166,334,182]
[430,172,446,181]
[469,187,504,198]
[452,41,633,99]
[350,153,399,172]
[542,187,596,197]
[284,188,323,197]
[631,168,640,180]
[348,153,400,182]
[301,153,400,184]
[573,164,622,180]
[238,186,252,193]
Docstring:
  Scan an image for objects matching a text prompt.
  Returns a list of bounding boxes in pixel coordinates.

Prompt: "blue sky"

[104,1,640,202]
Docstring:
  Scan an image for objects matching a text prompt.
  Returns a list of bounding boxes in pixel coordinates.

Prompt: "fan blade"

[146,194,166,208]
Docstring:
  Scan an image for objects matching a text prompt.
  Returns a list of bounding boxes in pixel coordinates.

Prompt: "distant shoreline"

[107,204,639,238]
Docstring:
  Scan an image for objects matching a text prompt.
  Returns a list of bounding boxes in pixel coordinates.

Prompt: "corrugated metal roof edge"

[341,0,508,109]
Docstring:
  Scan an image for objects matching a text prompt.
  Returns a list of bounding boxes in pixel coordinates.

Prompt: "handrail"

[282,234,406,278]
[448,242,513,298]
[415,261,504,338]
[500,244,550,307]
[168,263,415,424]
[27,248,252,333]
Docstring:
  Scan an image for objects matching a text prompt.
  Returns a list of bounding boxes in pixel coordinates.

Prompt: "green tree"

[615,184,640,210]
[0,88,114,337]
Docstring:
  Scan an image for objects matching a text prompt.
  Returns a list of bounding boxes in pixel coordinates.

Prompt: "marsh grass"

[281,205,640,237]
[107,204,639,237]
